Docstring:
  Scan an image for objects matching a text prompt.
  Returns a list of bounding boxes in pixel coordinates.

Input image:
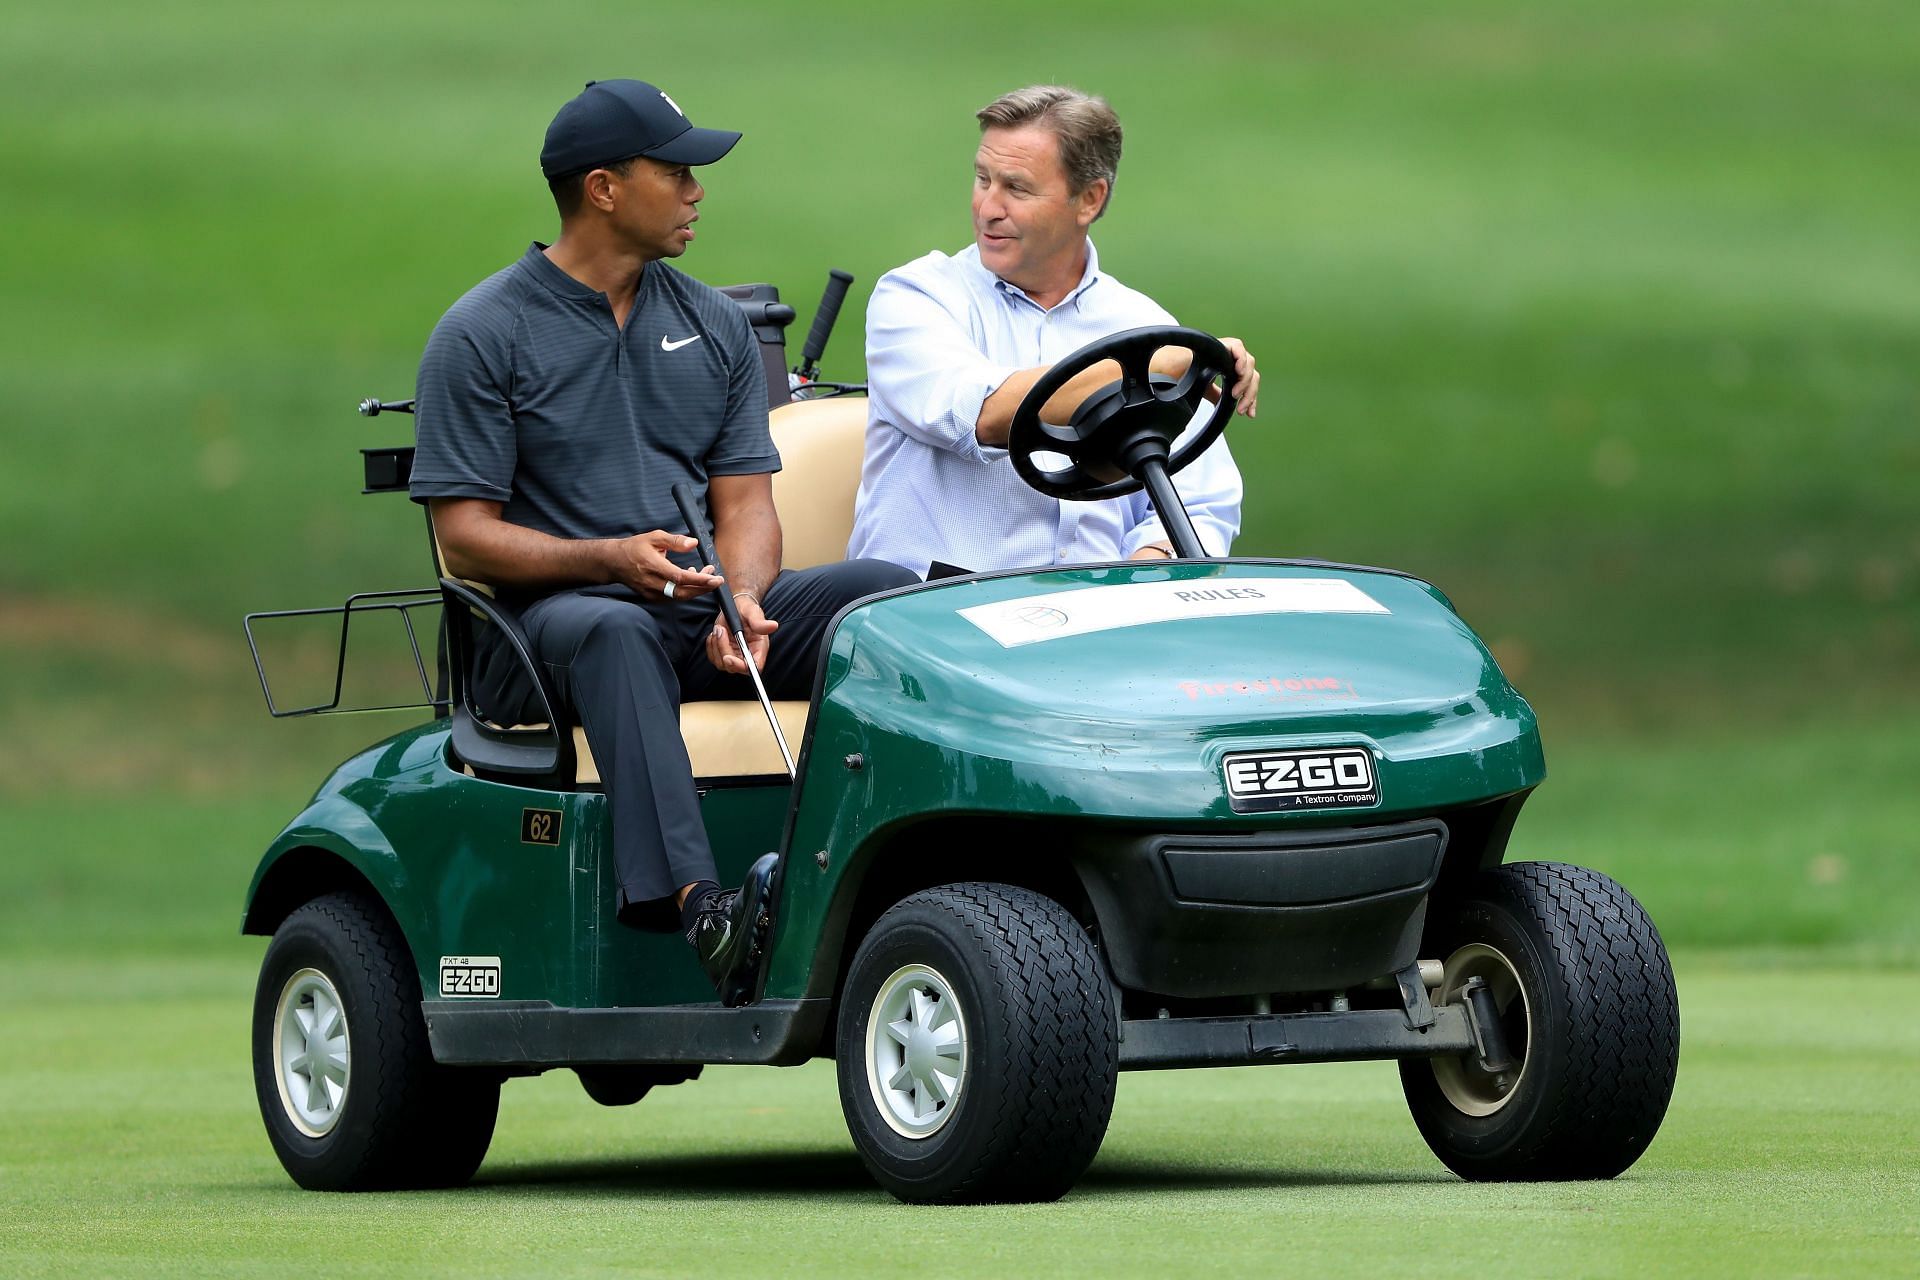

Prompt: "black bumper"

[1072,818,1448,999]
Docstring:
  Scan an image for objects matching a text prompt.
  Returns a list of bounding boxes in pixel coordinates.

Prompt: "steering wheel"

[1007,326,1236,501]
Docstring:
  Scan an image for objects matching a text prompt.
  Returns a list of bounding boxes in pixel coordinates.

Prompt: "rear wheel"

[1400,862,1679,1180]
[835,883,1117,1203]
[252,891,500,1190]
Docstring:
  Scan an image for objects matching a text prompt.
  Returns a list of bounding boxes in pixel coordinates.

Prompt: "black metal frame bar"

[1118,1005,1476,1071]
[243,588,445,718]
[788,380,868,400]
[422,1000,1475,1073]
[438,577,570,777]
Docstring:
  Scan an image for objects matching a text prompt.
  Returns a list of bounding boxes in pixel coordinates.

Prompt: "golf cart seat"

[602,394,866,780]
[452,393,870,787]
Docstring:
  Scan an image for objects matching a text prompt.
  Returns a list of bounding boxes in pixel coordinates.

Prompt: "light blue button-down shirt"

[847,242,1242,577]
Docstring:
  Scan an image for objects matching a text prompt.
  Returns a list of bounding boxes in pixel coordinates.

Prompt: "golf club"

[671,481,796,779]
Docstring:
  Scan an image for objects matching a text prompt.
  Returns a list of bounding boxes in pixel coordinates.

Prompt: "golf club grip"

[799,269,855,366]
[670,483,748,637]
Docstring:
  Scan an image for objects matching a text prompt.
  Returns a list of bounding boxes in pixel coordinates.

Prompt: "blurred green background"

[1,1,1915,1274]
[3,0,1912,947]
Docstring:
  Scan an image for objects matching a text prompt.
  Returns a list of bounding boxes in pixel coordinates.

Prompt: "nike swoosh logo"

[661,334,703,352]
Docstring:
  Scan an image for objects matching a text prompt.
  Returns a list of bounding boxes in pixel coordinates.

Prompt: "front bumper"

[1072,818,1448,999]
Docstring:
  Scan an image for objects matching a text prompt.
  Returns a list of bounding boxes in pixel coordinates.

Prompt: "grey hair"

[976,85,1122,219]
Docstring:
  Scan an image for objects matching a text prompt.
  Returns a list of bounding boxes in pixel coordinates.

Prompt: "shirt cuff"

[408,476,513,504]
[1124,518,1170,558]
[1127,516,1230,559]
[706,452,783,477]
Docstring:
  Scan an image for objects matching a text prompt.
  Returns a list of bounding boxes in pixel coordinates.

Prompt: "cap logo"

[658,90,685,117]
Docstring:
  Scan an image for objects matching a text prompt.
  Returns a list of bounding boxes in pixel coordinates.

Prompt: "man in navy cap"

[408,81,913,1003]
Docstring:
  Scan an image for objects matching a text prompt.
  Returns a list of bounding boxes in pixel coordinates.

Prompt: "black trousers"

[472,560,915,920]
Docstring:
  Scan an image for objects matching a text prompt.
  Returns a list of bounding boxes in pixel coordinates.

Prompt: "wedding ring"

[663,581,677,599]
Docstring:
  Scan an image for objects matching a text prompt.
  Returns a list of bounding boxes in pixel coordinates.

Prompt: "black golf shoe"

[687,852,778,1007]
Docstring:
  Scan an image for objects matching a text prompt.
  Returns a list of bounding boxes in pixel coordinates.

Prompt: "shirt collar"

[971,239,1103,312]
[520,241,610,301]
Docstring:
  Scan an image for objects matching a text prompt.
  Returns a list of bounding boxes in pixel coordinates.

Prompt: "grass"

[2,953,1915,1279]
[0,714,1912,1275]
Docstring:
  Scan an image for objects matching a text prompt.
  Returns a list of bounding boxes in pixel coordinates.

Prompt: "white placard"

[958,578,1389,648]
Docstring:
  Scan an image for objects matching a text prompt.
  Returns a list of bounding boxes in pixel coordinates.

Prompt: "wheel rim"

[272,967,351,1138]
[1430,942,1531,1117]
[865,963,968,1139]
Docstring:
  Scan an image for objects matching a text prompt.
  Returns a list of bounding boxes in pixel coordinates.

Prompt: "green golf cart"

[242,278,1678,1203]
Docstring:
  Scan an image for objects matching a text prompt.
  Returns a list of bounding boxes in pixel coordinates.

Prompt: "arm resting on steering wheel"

[976,349,1204,447]
[867,270,1198,453]
[865,270,1022,463]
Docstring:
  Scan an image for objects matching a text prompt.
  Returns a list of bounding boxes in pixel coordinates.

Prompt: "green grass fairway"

[3,954,1916,1280]
[3,718,1916,1275]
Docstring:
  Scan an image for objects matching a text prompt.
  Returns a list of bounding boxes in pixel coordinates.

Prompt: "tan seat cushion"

[571,701,810,785]
[464,396,862,785]
[770,396,867,569]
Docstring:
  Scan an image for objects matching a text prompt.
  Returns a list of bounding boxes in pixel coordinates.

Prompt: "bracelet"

[1143,545,1174,559]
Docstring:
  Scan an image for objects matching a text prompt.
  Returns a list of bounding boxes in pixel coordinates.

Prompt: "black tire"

[252,891,500,1190]
[1400,861,1679,1180]
[835,883,1117,1204]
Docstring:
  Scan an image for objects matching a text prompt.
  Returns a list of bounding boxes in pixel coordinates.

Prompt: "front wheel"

[1400,861,1679,1180]
[835,883,1117,1203]
[252,892,500,1190]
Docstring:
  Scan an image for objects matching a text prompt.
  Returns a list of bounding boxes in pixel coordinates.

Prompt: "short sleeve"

[409,302,518,505]
[703,304,782,477]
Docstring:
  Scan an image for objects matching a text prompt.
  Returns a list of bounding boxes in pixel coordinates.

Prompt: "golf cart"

[242,273,1679,1203]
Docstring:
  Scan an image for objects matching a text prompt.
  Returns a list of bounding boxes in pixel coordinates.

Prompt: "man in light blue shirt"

[849,85,1260,578]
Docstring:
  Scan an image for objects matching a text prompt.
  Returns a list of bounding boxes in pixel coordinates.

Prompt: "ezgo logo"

[1222,747,1379,813]
[438,956,501,999]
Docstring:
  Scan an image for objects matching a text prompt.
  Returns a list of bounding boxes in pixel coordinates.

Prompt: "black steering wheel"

[1007,325,1236,502]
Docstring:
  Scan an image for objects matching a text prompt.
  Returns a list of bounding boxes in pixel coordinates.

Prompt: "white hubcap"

[865,964,968,1139]
[274,968,351,1138]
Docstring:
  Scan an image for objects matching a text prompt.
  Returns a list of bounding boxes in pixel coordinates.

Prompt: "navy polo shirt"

[409,243,779,559]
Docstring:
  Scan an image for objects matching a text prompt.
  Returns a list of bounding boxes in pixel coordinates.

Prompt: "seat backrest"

[769,397,867,569]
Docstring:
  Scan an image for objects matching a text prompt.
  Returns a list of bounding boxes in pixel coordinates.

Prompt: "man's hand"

[1128,542,1175,561]
[706,591,780,675]
[607,531,725,601]
[1154,338,1260,418]
[1219,337,1259,419]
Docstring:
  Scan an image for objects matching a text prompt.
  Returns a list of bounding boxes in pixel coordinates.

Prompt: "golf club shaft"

[670,483,796,779]
[734,629,793,773]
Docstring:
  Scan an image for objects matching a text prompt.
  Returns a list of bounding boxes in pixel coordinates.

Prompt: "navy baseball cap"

[540,80,741,178]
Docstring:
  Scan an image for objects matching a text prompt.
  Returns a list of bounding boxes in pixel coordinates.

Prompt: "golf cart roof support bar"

[1118,1005,1476,1070]
[243,588,445,717]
